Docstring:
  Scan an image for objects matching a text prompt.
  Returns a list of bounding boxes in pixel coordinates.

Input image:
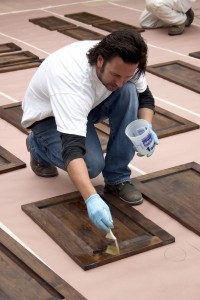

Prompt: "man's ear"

[96,55,104,68]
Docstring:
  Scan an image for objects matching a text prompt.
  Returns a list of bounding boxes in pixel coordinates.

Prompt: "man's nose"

[115,78,125,87]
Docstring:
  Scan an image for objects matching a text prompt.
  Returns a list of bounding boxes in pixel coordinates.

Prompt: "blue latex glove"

[137,123,159,157]
[85,194,113,232]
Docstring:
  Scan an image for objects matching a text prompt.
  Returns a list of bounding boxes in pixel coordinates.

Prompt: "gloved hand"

[85,194,113,232]
[137,123,159,157]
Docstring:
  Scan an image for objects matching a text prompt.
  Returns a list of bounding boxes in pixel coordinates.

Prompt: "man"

[139,0,196,36]
[22,29,158,232]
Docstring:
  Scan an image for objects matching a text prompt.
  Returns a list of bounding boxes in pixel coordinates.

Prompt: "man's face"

[96,55,138,91]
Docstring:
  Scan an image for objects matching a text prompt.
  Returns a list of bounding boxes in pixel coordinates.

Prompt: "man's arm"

[67,157,96,200]
[137,86,158,157]
[138,107,154,123]
[61,133,113,231]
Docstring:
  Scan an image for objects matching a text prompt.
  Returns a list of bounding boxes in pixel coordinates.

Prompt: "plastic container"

[125,119,154,155]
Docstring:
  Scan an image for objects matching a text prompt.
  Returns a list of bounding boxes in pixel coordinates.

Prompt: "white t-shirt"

[22,40,147,137]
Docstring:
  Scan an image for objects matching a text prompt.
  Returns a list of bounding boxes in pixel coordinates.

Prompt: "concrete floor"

[0,1,200,299]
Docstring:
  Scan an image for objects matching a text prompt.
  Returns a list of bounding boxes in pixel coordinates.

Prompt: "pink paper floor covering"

[0,1,200,299]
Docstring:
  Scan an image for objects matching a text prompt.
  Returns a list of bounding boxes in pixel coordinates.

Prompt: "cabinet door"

[0,42,21,53]
[0,229,86,299]
[0,51,43,73]
[0,102,29,134]
[94,106,199,150]
[22,186,174,270]
[29,16,77,30]
[147,60,200,94]
[0,146,26,174]
[133,162,200,235]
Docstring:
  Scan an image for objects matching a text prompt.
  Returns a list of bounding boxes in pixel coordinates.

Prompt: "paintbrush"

[103,209,120,255]
[105,228,120,255]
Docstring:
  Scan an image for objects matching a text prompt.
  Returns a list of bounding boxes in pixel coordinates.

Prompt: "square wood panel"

[94,105,199,149]
[58,27,105,40]
[0,51,43,73]
[152,106,199,138]
[0,145,26,174]
[133,162,200,236]
[22,186,174,270]
[93,20,144,33]
[0,42,21,53]
[0,229,86,299]
[29,16,77,31]
[147,60,200,94]
[189,51,200,59]
[0,102,29,134]
[64,12,110,25]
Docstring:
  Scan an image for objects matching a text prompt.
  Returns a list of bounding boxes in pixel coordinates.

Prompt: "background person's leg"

[139,9,168,28]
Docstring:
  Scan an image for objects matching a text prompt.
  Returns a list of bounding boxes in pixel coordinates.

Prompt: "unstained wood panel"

[133,162,200,235]
[0,229,87,299]
[22,186,174,270]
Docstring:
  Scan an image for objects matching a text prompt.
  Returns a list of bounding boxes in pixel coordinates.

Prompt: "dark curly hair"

[87,29,148,79]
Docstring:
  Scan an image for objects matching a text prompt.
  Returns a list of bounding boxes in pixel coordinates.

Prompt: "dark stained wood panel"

[64,12,110,25]
[0,42,21,53]
[0,51,40,66]
[22,186,174,270]
[94,106,199,150]
[29,16,77,30]
[189,51,200,59]
[0,102,29,134]
[0,229,87,299]
[0,51,43,73]
[58,27,105,40]
[93,20,144,33]
[147,60,200,94]
[0,146,26,174]
[152,106,199,138]
[133,162,200,236]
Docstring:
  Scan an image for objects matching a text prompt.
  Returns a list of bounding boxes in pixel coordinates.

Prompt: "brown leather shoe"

[26,137,58,177]
[105,181,143,205]
[168,23,185,36]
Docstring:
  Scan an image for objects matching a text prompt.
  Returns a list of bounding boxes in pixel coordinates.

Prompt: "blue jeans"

[28,82,138,185]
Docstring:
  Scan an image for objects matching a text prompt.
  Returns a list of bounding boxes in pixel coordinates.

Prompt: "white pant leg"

[139,9,169,28]
[140,0,194,28]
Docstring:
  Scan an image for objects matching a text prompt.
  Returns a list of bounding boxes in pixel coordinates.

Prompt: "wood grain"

[58,27,105,40]
[0,42,21,53]
[133,162,200,235]
[0,145,26,174]
[93,20,144,33]
[94,106,199,150]
[0,229,87,299]
[64,12,110,25]
[0,102,29,134]
[22,186,174,270]
[29,16,77,30]
[147,60,200,94]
